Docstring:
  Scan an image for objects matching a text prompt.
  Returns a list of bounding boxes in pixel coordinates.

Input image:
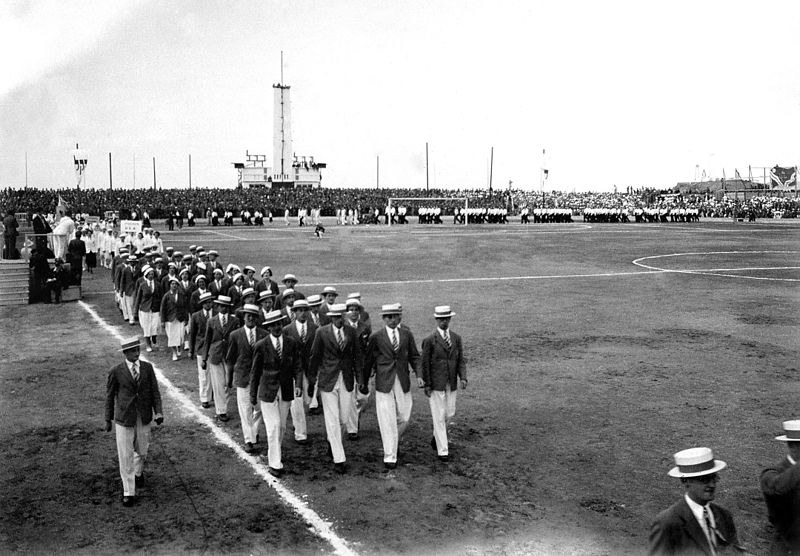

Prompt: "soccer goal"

[387,197,469,226]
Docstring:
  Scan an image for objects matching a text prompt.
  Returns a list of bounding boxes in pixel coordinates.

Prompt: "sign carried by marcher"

[120,220,142,234]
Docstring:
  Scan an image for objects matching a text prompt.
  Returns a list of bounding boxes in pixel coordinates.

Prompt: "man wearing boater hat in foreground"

[761,420,800,554]
[649,447,743,555]
[105,337,163,507]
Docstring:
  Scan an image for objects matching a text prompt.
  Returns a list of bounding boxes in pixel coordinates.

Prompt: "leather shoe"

[309,406,322,415]
[135,474,144,487]
[201,402,210,409]
[334,462,347,474]
[437,455,450,463]
[268,467,284,478]
[383,462,397,470]
[347,433,359,441]
[122,495,135,507]
[244,442,254,453]
[216,413,229,422]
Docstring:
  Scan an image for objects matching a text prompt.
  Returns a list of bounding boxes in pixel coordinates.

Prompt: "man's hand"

[294,387,302,399]
[416,377,425,388]
[460,378,468,390]
[105,420,112,432]
[359,384,369,396]
[424,386,432,398]
[155,415,164,425]
[201,360,207,370]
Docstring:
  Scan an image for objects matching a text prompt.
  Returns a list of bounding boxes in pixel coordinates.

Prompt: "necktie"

[444,330,452,349]
[312,313,319,325]
[131,361,139,383]
[275,337,282,359]
[248,328,255,348]
[290,311,296,322]
[336,328,345,350]
[300,324,307,344]
[392,329,399,352]
[703,506,717,549]
[222,315,227,328]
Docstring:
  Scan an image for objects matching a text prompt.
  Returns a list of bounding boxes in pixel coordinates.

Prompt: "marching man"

[105,337,163,507]
[421,306,467,462]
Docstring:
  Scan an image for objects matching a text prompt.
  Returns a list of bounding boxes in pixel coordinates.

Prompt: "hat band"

[677,460,715,474]
[785,430,800,440]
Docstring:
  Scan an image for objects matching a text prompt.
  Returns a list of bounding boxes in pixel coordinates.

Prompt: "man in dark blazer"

[250,310,303,477]
[761,419,800,554]
[202,295,239,421]
[188,292,215,408]
[362,303,422,469]
[308,303,360,473]
[421,305,467,462]
[105,337,163,507]
[226,304,267,453]
[120,254,139,325]
[133,265,163,353]
[344,298,371,435]
[649,447,743,555]
[209,268,230,297]
[282,299,318,445]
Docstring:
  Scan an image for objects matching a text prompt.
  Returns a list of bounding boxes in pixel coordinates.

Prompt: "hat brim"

[119,343,141,352]
[668,459,727,478]
[434,312,455,318]
[262,316,287,326]
[214,300,233,306]
[380,311,402,316]
[775,435,800,442]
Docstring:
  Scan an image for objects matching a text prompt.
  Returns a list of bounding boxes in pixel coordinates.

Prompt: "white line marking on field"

[78,301,358,556]
[632,251,800,282]
[203,230,250,240]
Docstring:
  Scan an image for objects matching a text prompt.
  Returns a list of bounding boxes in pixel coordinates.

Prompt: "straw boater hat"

[306,294,323,307]
[208,250,218,257]
[179,267,191,276]
[262,310,285,326]
[667,447,727,478]
[326,303,347,317]
[282,288,296,299]
[434,305,456,318]
[345,298,362,308]
[168,276,180,285]
[173,251,183,258]
[241,287,256,299]
[127,255,138,262]
[196,262,207,271]
[213,268,224,276]
[775,420,800,441]
[165,246,174,253]
[168,262,178,269]
[244,265,256,274]
[189,245,197,251]
[196,245,204,252]
[322,286,338,296]
[260,266,272,277]
[258,290,275,302]
[347,292,361,300]
[198,292,214,304]
[380,303,402,316]
[232,272,244,283]
[240,303,260,316]
[194,274,207,285]
[215,295,233,306]
[292,299,310,310]
[119,337,140,352]
[283,273,298,283]
[141,265,153,276]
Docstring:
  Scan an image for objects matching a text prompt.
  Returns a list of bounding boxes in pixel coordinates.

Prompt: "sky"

[2,0,800,192]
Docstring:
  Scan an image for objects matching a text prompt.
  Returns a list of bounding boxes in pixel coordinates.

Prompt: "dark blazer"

[282,320,318,376]
[225,325,268,388]
[363,326,421,394]
[120,265,137,296]
[189,287,210,314]
[250,334,303,404]
[160,290,189,323]
[308,323,360,392]
[202,313,240,364]
[105,359,162,427]
[133,278,163,314]
[188,308,212,357]
[209,277,232,297]
[761,456,800,551]
[649,497,742,555]
[228,284,245,308]
[421,329,466,391]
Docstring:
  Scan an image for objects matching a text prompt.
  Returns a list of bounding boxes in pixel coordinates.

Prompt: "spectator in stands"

[3,209,19,259]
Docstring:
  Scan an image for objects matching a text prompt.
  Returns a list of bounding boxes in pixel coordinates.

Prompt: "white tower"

[272,83,292,183]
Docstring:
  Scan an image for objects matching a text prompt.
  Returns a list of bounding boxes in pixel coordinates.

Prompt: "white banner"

[120,220,142,234]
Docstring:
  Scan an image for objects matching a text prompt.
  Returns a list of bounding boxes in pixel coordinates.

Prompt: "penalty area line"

[77,300,358,556]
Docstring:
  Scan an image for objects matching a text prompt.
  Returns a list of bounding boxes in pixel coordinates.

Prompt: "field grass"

[2,217,799,555]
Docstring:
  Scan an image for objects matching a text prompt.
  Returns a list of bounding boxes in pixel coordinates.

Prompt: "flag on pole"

[543,169,549,179]
[735,169,741,179]
[748,165,752,182]
[58,194,69,208]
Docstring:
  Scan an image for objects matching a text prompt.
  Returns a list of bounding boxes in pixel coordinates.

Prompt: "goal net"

[387,197,469,226]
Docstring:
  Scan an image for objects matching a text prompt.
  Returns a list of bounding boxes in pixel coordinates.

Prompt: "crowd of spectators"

[1,185,798,222]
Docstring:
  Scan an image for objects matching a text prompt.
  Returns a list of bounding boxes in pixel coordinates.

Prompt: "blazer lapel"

[677,499,712,555]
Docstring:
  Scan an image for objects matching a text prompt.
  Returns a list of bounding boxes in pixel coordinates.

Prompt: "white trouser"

[196,356,212,403]
[320,373,355,464]
[236,387,263,444]
[123,294,136,324]
[260,392,290,470]
[183,323,190,349]
[139,310,161,338]
[429,385,457,456]
[289,374,308,441]
[115,415,151,497]
[375,376,412,463]
[308,382,320,409]
[208,361,229,415]
[348,375,374,432]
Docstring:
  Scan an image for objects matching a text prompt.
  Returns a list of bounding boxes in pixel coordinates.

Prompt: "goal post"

[387,197,469,226]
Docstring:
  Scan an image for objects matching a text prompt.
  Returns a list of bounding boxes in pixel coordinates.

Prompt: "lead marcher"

[649,447,744,555]
[105,337,163,507]
[362,303,422,470]
[421,305,467,463]
[761,419,800,554]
